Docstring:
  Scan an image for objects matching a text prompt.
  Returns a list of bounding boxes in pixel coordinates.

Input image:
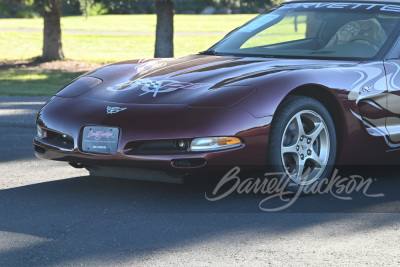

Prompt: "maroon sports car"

[35,0,400,189]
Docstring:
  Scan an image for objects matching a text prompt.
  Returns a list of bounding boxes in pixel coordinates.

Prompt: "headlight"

[190,137,242,152]
[55,76,102,98]
[188,86,256,108]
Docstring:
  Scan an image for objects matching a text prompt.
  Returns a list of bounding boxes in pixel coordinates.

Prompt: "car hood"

[69,54,353,105]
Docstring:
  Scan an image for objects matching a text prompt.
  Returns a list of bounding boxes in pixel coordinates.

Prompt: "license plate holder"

[82,126,119,154]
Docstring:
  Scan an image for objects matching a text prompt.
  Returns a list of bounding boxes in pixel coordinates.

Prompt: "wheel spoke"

[308,150,324,167]
[293,154,305,181]
[294,113,305,138]
[281,144,298,154]
[307,122,324,143]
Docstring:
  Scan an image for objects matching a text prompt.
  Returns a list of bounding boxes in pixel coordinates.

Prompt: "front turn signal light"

[190,137,242,152]
[217,137,241,146]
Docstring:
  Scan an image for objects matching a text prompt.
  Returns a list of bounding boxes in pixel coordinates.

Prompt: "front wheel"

[267,96,337,191]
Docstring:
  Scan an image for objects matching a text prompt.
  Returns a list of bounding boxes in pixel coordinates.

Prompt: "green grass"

[0,31,222,62]
[0,14,255,62]
[0,70,84,96]
[0,32,42,61]
[0,14,256,32]
[62,34,222,62]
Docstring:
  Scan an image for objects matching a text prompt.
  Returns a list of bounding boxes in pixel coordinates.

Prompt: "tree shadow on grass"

[0,57,48,71]
[0,57,104,72]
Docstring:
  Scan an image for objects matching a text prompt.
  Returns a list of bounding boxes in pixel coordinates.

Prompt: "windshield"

[206,2,400,60]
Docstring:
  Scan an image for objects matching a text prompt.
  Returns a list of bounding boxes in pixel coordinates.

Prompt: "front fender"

[235,62,394,164]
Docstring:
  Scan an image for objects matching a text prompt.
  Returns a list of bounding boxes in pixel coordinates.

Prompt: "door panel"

[348,62,388,139]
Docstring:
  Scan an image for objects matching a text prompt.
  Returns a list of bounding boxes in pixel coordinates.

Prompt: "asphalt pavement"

[1,96,400,266]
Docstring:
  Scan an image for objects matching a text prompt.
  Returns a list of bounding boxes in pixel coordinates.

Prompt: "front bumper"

[34,96,273,174]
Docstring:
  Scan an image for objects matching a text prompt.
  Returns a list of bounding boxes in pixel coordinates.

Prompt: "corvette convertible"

[35,0,400,188]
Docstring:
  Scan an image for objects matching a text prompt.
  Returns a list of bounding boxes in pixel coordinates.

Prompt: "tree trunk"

[154,0,174,58]
[42,0,64,61]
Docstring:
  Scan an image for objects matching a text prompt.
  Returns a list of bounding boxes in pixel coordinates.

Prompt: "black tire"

[267,95,337,193]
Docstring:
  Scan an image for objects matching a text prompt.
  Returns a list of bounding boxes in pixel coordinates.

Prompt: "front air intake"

[43,130,74,150]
